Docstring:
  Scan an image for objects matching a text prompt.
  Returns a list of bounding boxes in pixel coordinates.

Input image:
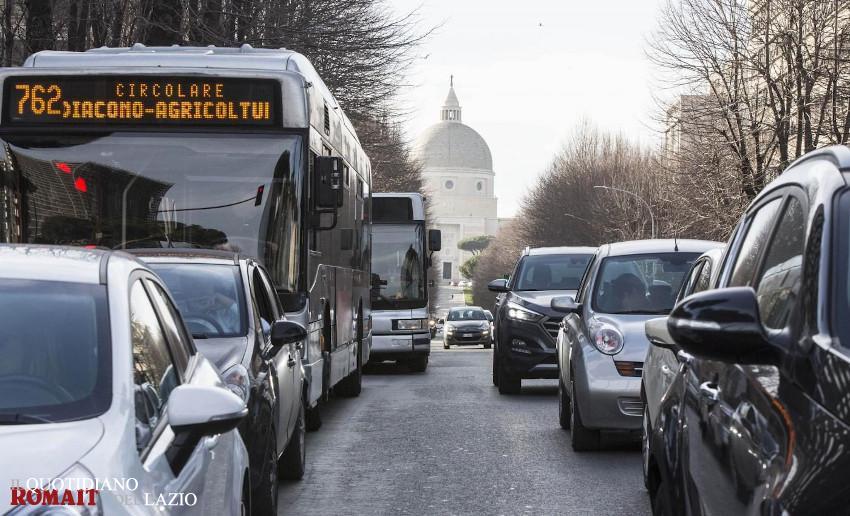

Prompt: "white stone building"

[415,80,499,282]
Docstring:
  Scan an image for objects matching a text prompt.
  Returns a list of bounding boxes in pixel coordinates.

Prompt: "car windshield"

[447,308,487,321]
[0,133,303,292]
[592,253,700,315]
[0,280,111,423]
[148,263,247,338]
[371,223,425,310]
[514,254,592,291]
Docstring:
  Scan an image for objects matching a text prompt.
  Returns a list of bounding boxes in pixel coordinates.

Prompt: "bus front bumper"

[370,333,431,361]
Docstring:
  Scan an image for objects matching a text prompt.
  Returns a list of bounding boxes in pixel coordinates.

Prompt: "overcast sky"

[391,0,667,217]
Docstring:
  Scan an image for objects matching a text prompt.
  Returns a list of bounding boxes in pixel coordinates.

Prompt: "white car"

[0,245,251,514]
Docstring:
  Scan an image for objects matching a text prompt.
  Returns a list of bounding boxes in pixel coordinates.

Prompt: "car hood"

[0,417,104,511]
[511,290,578,316]
[445,321,490,331]
[195,336,250,372]
[592,314,659,362]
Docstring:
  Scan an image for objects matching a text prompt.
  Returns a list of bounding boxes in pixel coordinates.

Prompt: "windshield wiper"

[0,413,54,425]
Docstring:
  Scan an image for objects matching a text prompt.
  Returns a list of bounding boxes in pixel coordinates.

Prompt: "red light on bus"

[74,177,88,192]
[83,245,97,249]
[55,162,72,174]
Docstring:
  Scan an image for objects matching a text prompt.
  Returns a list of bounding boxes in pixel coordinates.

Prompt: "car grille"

[618,397,644,417]
[540,317,561,343]
[614,361,643,377]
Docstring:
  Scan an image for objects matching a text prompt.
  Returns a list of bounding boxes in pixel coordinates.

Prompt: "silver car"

[0,245,251,514]
[553,239,718,451]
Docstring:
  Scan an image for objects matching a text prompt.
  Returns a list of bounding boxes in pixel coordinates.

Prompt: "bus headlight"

[396,319,427,330]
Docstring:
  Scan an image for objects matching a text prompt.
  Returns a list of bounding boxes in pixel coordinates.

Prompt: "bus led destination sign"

[4,76,278,126]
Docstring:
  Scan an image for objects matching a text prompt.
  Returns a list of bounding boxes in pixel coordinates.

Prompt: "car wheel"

[570,378,600,451]
[483,342,491,349]
[497,363,521,395]
[642,403,651,490]
[443,340,450,350]
[558,379,571,430]
[305,404,322,432]
[492,352,499,387]
[279,399,306,480]
[252,426,279,513]
[407,355,428,372]
[652,478,672,516]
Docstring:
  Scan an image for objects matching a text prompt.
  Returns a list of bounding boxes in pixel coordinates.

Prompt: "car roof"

[0,244,139,284]
[526,246,597,256]
[598,239,722,257]
[450,306,484,311]
[750,145,849,204]
[129,248,242,266]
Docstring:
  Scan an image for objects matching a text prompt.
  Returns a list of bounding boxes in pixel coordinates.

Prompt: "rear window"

[0,280,111,423]
[148,263,247,338]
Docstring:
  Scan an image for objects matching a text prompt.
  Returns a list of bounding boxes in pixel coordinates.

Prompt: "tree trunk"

[26,0,54,53]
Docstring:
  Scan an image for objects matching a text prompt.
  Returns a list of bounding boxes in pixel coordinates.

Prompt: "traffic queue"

[485,145,850,515]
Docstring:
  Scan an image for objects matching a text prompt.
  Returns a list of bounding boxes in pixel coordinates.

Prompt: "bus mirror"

[428,229,442,252]
[315,156,343,209]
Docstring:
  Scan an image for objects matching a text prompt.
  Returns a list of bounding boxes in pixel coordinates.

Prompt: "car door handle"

[677,350,694,365]
[204,434,220,450]
[699,382,720,404]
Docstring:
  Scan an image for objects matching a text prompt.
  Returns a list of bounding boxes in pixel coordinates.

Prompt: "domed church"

[415,78,499,282]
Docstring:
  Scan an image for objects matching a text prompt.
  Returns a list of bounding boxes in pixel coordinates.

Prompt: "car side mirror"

[166,384,247,473]
[428,229,442,251]
[667,287,779,365]
[550,296,580,313]
[488,278,509,292]
[271,320,308,348]
[645,317,676,350]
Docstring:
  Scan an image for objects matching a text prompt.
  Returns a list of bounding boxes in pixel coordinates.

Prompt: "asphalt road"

[277,343,651,515]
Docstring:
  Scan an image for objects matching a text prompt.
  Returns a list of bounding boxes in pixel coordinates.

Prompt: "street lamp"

[592,185,656,239]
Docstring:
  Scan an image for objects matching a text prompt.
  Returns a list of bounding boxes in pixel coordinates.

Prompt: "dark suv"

[646,145,850,515]
[488,246,595,394]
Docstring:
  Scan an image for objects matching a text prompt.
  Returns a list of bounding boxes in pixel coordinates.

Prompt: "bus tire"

[407,355,428,372]
[336,359,362,398]
[305,405,322,432]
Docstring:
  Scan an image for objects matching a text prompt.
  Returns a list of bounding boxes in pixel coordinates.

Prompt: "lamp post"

[592,185,656,239]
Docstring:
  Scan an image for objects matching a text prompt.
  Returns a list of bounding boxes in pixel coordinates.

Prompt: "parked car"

[553,239,716,450]
[488,246,595,394]
[133,249,309,514]
[645,145,850,515]
[483,310,495,345]
[641,246,723,489]
[0,245,251,515]
[443,306,491,349]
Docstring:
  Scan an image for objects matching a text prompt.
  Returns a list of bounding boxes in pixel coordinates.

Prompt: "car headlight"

[396,319,427,330]
[589,321,624,355]
[222,363,250,403]
[506,301,543,322]
[429,319,436,328]
[445,325,454,334]
[10,464,102,515]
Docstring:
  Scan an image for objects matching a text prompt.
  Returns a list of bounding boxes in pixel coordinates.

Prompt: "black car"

[488,246,595,394]
[645,145,850,515]
[133,249,308,516]
[443,306,492,349]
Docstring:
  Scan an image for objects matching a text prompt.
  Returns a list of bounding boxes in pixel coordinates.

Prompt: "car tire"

[407,355,428,372]
[652,479,672,516]
[642,403,651,490]
[570,378,600,451]
[305,404,322,432]
[279,400,306,480]
[558,379,571,430]
[483,342,491,349]
[252,426,279,513]
[492,352,499,387]
[443,341,450,350]
[497,363,521,395]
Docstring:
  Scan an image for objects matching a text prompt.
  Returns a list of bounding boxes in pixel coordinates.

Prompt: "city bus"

[0,44,371,428]
[370,193,440,371]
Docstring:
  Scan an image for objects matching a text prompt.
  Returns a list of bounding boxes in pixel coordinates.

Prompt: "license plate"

[463,333,474,338]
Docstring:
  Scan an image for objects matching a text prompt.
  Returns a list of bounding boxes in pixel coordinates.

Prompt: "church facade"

[415,80,499,282]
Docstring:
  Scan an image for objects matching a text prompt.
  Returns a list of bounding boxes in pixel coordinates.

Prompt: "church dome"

[416,122,493,171]
[415,80,493,171]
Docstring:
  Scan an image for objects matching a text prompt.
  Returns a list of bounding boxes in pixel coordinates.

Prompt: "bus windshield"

[371,224,426,310]
[1,133,303,291]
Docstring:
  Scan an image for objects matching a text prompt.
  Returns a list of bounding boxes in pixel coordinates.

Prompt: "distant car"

[0,245,250,515]
[443,306,491,349]
[134,249,309,514]
[488,246,595,394]
[645,146,850,515]
[554,239,717,451]
[641,247,723,489]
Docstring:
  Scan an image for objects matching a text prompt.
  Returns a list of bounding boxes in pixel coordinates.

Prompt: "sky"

[390,0,668,218]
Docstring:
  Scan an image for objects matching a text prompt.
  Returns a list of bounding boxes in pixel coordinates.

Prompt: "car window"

[693,258,713,293]
[447,309,487,321]
[252,268,278,337]
[257,267,283,315]
[130,281,178,454]
[513,254,592,291]
[756,197,805,329]
[729,198,782,287]
[678,260,705,301]
[593,253,700,315]
[145,280,192,373]
[575,255,597,304]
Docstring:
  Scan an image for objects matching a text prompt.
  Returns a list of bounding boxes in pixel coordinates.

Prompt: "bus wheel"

[406,355,428,372]
[305,405,322,432]
[336,352,362,398]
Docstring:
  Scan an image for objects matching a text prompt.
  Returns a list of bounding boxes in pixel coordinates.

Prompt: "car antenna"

[674,231,679,252]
